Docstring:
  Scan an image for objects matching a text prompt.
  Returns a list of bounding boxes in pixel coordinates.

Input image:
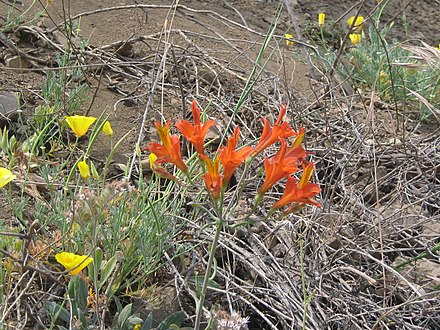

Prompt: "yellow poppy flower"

[102,121,113,137]
[318,13,325,27]
[65,115,97,138]
[349,33,362,45]
[0,167,16,188]
[284,33,293,46]
[348,33,362,45]
[55,252,93,275]
[78,160,90,179]
[347,15,364,33]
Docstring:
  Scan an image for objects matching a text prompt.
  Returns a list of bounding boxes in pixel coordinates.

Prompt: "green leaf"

[157,311,186,330]
[127,316,144,326]
[141,313,153,330]
[117,303,132,329]
[68,275,88,311]
[99,254,118,290]
[46,301,70,323]
[189,276,220,290]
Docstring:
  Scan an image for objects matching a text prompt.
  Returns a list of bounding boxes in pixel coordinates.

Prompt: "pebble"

[0,92,20,127]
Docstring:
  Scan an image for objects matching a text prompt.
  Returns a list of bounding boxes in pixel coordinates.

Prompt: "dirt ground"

[1,0,439,329]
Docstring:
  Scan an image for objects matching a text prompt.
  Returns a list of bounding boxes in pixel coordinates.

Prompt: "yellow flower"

[133,325,142,330]
[284,33,293,46]
[102,121,113,137]
[78,160,90,179]
[347,15,364,33]
[149,152,157,164]
[349,33,362,45]
[65,115,97,138]
[55,252,93,275]
[0,167,16,188]
[318,13,325,27]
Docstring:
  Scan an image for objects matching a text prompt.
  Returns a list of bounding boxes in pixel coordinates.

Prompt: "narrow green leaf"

[46,301,70,323]
[157,311,186,330]
[99,254,118,290]
[141,313,153,330]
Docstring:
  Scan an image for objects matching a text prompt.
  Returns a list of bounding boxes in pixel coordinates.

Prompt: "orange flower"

[176,100,217,155]
[253,105,296,155]
[149,153,177,181]
[258,139,299,194]
[285,127,307,161]
[202,156,223,200]
[218,127,254,185]
[272,162,321,210]
[148,121,188,173]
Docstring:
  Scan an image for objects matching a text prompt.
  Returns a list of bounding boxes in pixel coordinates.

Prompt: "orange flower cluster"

[146,100,320,213]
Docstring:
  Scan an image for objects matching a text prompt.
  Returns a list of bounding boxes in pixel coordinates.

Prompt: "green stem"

[300,232,308,330]
[194,216,223,330]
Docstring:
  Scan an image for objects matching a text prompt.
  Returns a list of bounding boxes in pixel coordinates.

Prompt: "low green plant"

[1,0,51,33]
[344,23,439,117]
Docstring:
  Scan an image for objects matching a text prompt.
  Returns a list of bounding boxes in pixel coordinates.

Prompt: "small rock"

[0,92,20,127]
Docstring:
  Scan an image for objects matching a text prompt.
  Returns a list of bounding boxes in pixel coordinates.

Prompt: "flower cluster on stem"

[145,100,320,329]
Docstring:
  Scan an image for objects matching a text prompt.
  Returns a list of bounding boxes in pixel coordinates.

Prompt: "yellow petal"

[78,160,90,179]
[65,115,97,138]
[349,33,362,45]
[347,15,364,33]
[0,167,16,188]
[55,252,93,275]
[284,33,294,46]
[318,13,325,27]
[102,121,113,137]
[149,153,157,165]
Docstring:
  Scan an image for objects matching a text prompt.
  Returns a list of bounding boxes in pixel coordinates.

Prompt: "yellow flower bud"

[78,160,90,179]
[102,121,113,137]
[318,13,325,27]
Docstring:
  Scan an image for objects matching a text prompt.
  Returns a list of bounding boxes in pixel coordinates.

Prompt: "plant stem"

[194,215,223,330]
[300,231,308,330]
